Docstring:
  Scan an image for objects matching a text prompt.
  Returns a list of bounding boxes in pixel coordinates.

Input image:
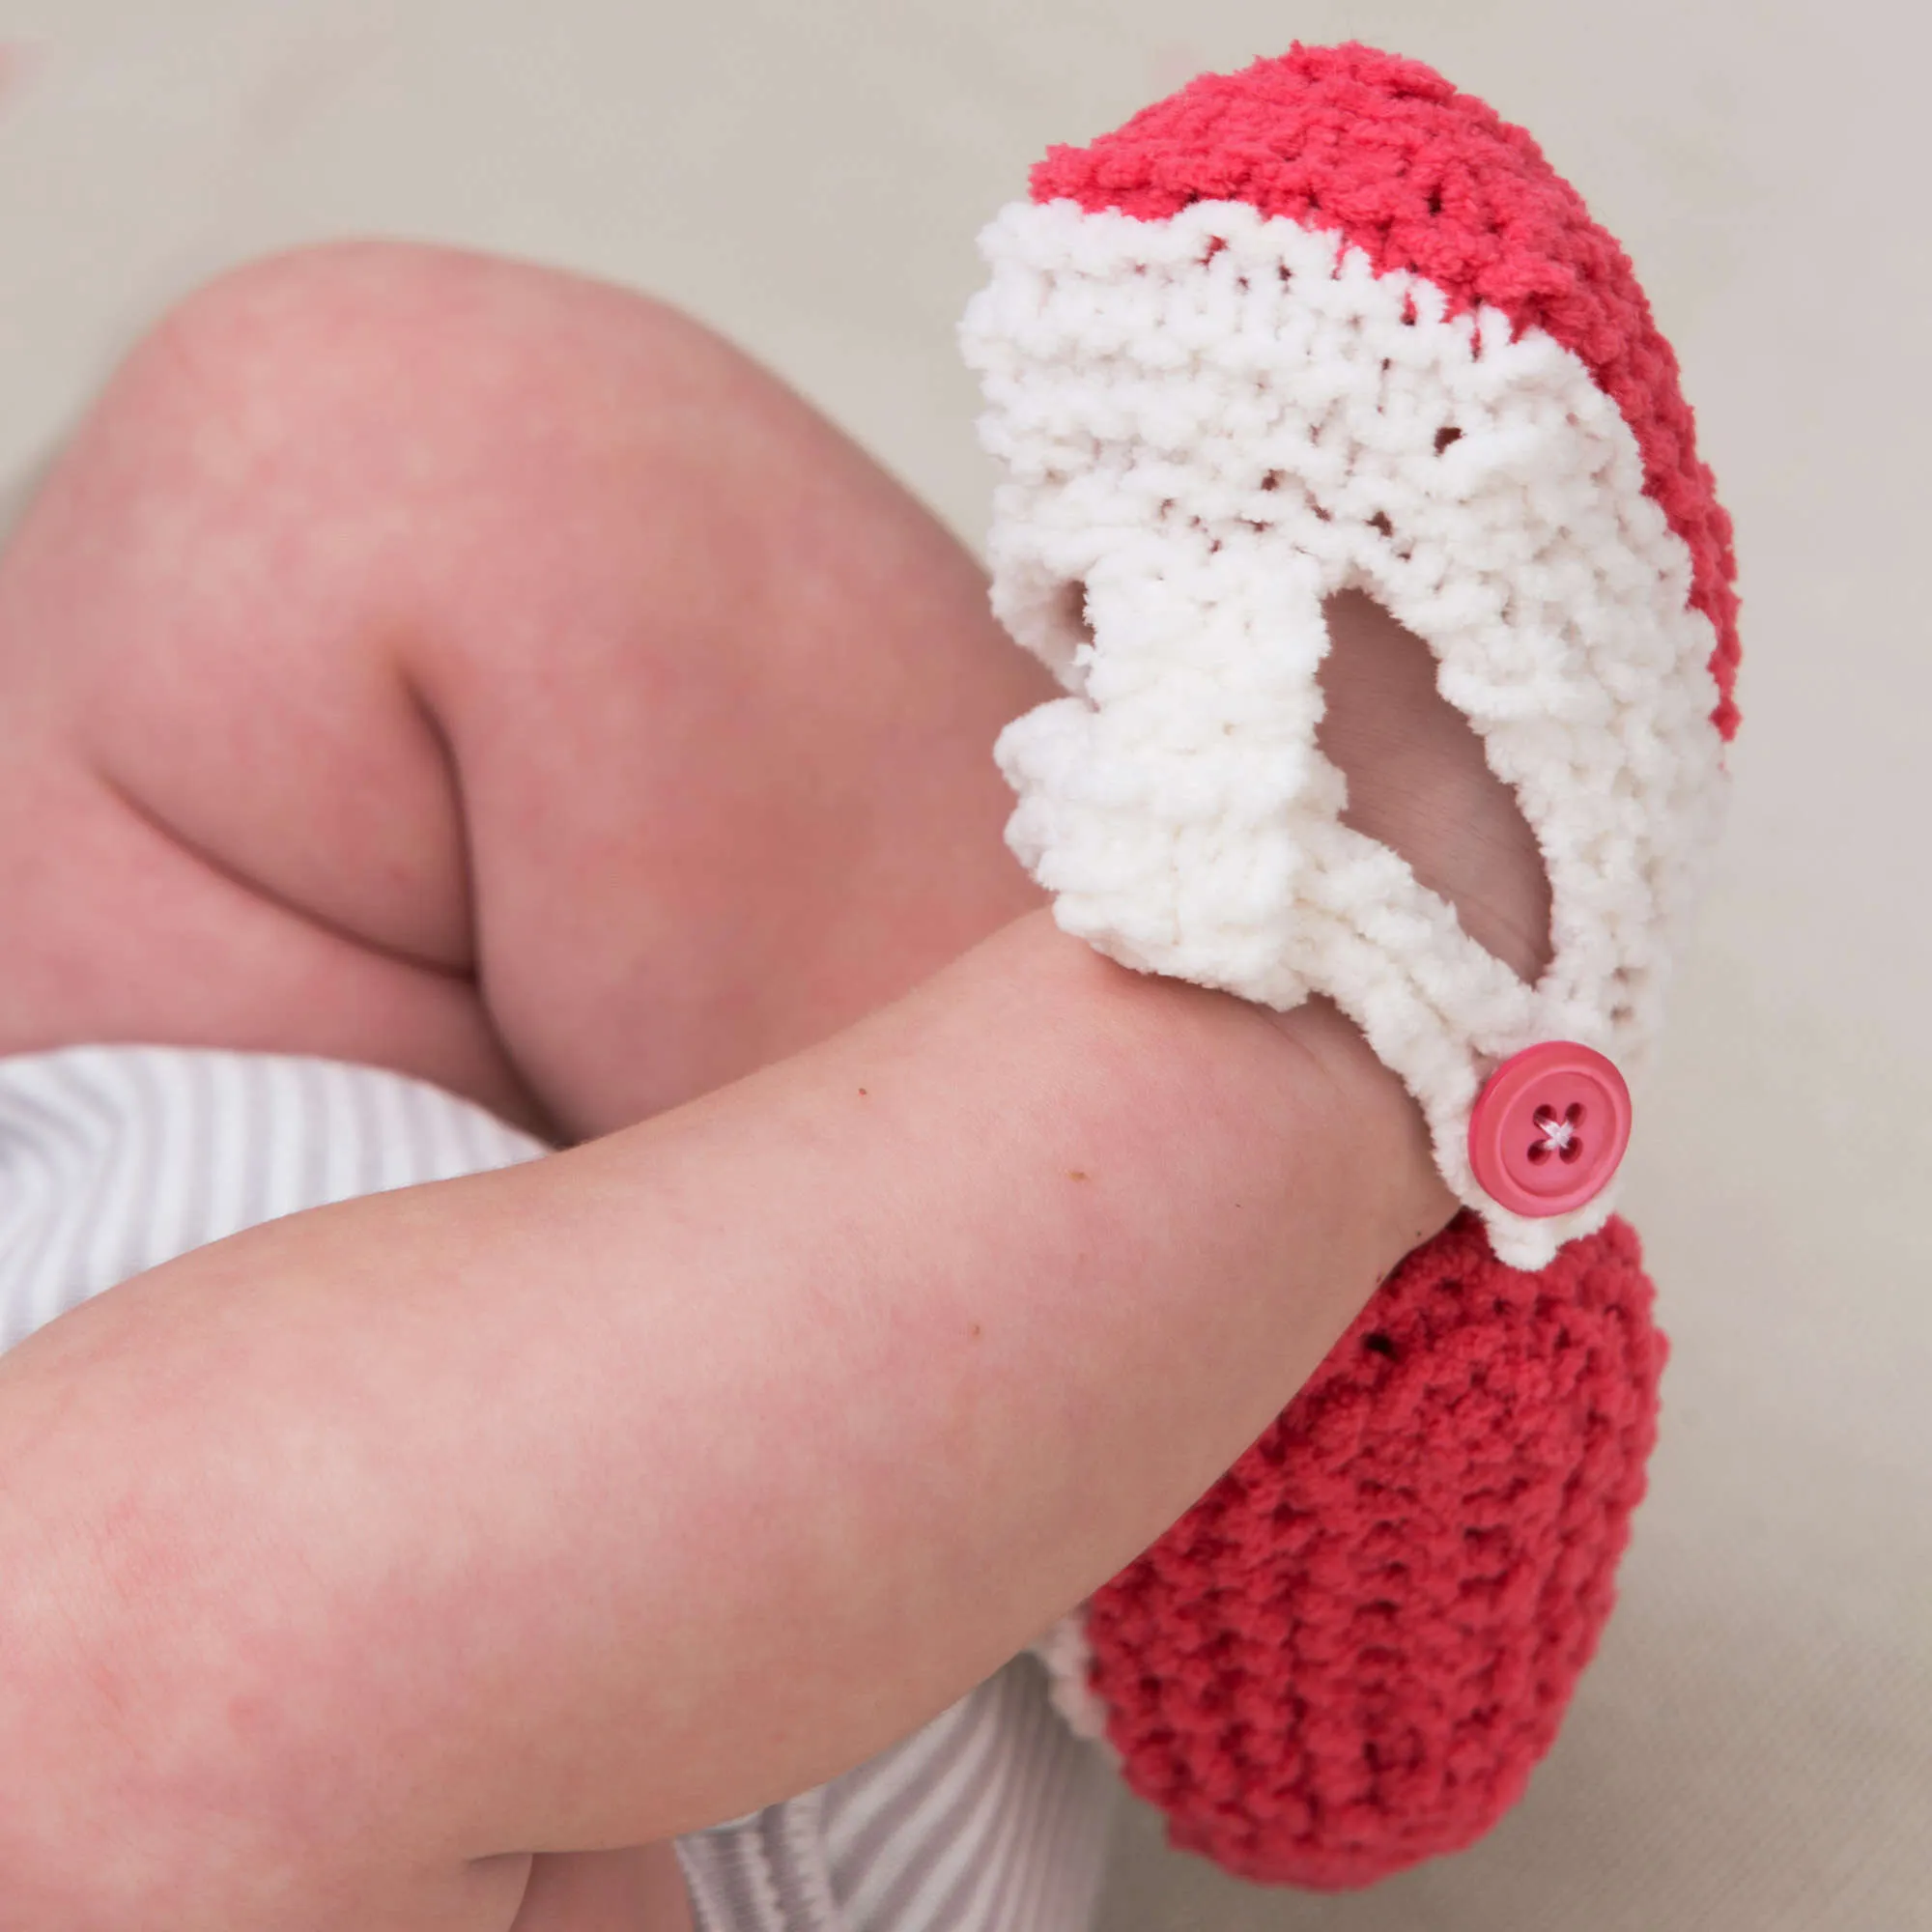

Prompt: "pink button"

[1466,1042,1632,1218]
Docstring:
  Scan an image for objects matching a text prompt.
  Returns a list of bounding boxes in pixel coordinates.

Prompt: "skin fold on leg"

[0,240,1053,1144]
[511,1843,694,1932]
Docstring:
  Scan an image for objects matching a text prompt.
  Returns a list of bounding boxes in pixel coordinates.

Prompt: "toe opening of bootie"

[1314,585,1554,989]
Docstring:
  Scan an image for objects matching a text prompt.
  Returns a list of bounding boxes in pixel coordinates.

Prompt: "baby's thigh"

[0,242,1048,1139]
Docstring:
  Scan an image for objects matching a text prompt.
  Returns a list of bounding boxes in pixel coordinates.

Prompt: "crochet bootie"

[1070,1213,1665,1886]
[962,44,1739,1885]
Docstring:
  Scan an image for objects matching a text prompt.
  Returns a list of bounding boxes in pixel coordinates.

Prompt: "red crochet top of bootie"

[1031,43,1741,737]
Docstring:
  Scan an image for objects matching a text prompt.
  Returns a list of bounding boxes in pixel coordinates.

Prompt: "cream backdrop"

[1,3,1925,1927]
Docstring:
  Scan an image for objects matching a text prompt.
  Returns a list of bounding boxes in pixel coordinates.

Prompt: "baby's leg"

[0,240,1545,1930]
[0,241,1052,1143]
[0,242,1060,1932]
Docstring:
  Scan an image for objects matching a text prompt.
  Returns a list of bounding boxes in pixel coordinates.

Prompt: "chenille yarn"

[1029,43,1740,728]
[966,42,1741,1889]
[1084,1212,1664,1888]
[961,43,1741,1266]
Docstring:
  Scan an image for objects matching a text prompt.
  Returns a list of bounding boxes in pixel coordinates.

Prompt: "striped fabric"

[0,1044,1117,1930]
[682,1650,1117,1932]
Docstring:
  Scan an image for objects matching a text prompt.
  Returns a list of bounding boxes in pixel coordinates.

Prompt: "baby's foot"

[1081,1212,1665,1886]
[963,41,1739,1886]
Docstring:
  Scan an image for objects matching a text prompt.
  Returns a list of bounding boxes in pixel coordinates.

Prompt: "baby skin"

[0,243,1551,1930]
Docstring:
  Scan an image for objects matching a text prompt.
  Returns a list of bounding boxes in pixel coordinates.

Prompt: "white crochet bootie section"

[960,199,1728,1268]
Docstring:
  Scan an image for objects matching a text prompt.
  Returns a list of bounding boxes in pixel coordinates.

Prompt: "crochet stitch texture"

[961,43,1739,1266]
[966,41,1744,1888]
[1031,43,1740,727]
[1085,1211,1664,1888]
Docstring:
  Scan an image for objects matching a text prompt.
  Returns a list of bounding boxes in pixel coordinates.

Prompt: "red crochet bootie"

[1081,1213,1665,1886]
[963,43,1739,1885]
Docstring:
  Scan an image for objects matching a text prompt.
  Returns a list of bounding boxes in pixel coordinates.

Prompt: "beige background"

[2,2,1927,1926]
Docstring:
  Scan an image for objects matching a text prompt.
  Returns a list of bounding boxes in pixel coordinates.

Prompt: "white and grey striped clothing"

[0,1044,1117,1932]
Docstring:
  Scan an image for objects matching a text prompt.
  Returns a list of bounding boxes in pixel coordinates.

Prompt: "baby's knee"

[107,242,595,471]
[87,239,735,506]
[95,242,480,467]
